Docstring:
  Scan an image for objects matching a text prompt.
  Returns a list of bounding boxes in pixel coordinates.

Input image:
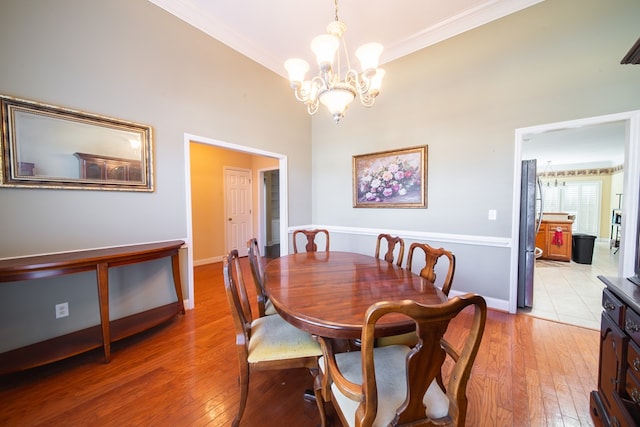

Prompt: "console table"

[0,240,185,374]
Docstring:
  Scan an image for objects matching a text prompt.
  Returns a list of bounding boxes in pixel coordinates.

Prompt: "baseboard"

[448,289,509,312]
[193,256,223,266]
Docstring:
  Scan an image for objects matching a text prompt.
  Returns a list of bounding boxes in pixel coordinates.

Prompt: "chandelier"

[543,161,566,187]
[284,0,385,124]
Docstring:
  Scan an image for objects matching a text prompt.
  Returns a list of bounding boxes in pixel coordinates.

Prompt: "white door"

[225,168,253,256]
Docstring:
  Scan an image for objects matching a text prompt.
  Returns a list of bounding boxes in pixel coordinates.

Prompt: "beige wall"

[190,143,278,263]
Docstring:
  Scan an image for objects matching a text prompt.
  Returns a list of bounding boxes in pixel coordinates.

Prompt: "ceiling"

[147,0,626,171]
[148,0,542,77]
[522,122,626,172]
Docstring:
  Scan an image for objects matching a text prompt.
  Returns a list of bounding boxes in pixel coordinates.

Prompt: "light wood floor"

[0,260,600,426]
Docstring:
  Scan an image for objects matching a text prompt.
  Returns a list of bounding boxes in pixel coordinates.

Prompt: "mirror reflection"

[1,95,153,191]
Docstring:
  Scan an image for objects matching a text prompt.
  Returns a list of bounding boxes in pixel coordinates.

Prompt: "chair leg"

[233,363,250,427]
[311,368,328,427]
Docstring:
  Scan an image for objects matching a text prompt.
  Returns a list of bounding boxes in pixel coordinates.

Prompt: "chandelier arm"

[346,70,371,96]
[358,92,376,108]
[307,101,319,115]
[293,86,308,103]
[311,75,328,92]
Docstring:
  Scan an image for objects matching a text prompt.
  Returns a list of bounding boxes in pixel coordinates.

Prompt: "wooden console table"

[0,240,185,374]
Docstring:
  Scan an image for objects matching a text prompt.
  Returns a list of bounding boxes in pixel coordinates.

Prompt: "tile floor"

[518,239,619,330]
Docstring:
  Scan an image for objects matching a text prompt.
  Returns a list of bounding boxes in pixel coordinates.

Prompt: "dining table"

[264,251,447,340]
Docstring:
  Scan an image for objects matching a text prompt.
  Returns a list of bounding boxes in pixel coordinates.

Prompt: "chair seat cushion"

[248,314,322,363]
[265,298,278,316]
[375,331,418,347]
[320,345,450,427]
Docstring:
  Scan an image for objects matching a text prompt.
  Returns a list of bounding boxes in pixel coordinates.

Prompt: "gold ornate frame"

[353,145,427,208]
[0,94,153,191]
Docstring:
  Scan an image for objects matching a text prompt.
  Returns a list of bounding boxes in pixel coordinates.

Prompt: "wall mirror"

[0,95,153,191]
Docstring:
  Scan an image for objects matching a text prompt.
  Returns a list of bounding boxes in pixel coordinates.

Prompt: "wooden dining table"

[264,251,447,340]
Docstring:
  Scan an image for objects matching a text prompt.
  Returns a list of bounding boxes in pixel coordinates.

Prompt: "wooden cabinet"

[591,277,640,426]
[536,220,573,262]
[74,152,142,182]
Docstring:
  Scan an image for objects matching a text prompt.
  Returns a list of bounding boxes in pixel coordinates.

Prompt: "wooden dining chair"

[246,238,277,317]
[407,242,456,297]
[374,233,405,267]
[318,294,487,427]
[223,250,327,427]
[293,229,330,253]
[377,242,456,348]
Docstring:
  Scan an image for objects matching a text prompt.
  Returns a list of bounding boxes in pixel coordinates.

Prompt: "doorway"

[183,133,289,310]
[510,111,640,316]
[261,169,280,259]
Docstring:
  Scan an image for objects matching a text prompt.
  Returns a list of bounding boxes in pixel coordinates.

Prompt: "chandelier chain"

[334,0,339,21]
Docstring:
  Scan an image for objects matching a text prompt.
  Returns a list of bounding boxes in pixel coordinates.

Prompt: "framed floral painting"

[353,145,427,208]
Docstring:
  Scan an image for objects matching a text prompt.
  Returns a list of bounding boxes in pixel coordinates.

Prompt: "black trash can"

[572,234,597,264]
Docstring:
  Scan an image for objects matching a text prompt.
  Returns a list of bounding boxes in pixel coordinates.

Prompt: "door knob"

[228,218,232,221]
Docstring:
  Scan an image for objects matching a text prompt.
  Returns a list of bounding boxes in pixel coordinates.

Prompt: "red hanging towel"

[552,227,563,246]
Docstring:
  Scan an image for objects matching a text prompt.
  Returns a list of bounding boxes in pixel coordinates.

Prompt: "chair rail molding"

[289,225,511,248]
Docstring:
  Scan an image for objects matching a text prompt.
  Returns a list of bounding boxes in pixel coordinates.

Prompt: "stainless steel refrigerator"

[518,159,543,308]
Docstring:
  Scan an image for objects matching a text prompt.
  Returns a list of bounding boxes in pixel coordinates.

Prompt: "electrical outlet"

[55,302,69,319]
[488,209,497,220]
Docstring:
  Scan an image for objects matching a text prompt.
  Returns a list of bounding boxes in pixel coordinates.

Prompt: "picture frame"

[353,145,427,208]
[0,94,154,191]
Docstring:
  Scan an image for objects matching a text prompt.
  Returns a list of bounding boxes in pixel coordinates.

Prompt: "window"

[541,180,601,235]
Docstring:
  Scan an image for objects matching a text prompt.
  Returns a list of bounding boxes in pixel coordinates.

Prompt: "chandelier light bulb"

[355,43,383,72]
[311,34,339,71]
[368,69,386,95]
[284,58,309,86]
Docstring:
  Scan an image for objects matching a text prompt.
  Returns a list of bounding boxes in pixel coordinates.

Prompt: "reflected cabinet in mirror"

[0,94,153,191]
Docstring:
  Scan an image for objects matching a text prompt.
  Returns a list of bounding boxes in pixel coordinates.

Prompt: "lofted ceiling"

[147,0,543,77]
[148,0,626,171]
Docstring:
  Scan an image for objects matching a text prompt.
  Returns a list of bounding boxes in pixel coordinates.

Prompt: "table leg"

[171,252,185,313]
[96,262,111,363]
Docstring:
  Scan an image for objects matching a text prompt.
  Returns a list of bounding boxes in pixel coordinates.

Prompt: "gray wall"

[309,0,640,302]
[0,0,311,350]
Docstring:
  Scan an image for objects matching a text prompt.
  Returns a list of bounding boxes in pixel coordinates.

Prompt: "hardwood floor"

[0,260,600,426]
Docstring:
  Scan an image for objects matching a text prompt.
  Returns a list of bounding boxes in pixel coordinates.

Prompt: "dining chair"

[223,250,327,427]
[318,294,487,427]
[292,229,330,253]
[407,242,456,297]
[377,242,457,348]
[246,238,277,317]
[374,233,405,267]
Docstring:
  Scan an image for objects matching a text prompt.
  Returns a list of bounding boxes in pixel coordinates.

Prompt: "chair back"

[323,294,486,427]
[247,238,269,317]
[223,250,254,348]
[364,294,486,426]
[374,233,405,267]
[407,242,456,296]
[293,229,330,253]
